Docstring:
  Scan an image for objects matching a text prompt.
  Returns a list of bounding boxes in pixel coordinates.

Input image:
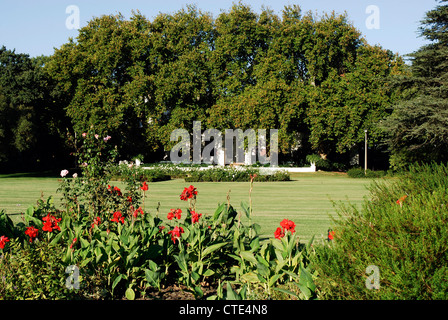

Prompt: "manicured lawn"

[0,171,373,242]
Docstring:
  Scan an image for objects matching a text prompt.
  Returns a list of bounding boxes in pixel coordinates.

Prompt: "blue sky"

[0,0,438,59]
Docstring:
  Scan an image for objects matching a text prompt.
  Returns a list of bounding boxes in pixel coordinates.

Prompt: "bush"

[312,163,448,299]
[185,167,290,183]
[0,238,83,299]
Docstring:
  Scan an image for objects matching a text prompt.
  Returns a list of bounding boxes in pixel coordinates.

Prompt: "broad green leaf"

[201,242,228,258]
[125,287,135,300]
[269,274,282,287]
[240,272,259,283]
[203,269,215,277]
[240,251,257,265]
[112,274,122,292]
[240,201,250,219]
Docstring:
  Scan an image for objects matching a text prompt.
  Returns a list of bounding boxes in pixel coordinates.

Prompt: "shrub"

[312,163,448,299]
[185,167,290,182]
[0,238,83,299]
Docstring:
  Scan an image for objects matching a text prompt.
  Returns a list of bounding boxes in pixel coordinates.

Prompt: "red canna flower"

[141,181,148,192]
[180,185,198,201]
[191,210,202,224]
[42,214,62,232]
[108,185,122,196]
[168,226,184,244]
[114,186,122,196]
[25,226,39,243]
[328,230,335,241]
[274,227,285,239]
[91,216,101,229]
[111,211,125,224]
[0,236,9,249]
[280,219,296,234]
[133,207,144,218]
[167,208,182,220]
[70,237,77,249]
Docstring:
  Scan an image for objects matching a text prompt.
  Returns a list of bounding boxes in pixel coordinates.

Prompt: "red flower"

[280,219,296,234]
[328,230,335,241]
[168,226,184,244]
[141,181,148,192]
[111,211,125,224]
[133,207,144,218]
[108,185,122,196]
[70,237,77,249]
[167,208,182,220]
[274,227,285,239]
[0,236,9,249]
[191,210,202,224]
[127,196,133,203]
[159,226,165,232]
[25,226,39,242]
[396,195,407,205]
[91,216,101,229]
[180,185,198,201]
[42,214,62,232]
[114,186,122,196]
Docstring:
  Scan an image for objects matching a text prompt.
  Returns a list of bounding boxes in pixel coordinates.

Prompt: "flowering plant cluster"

[274,219,296,239]
[0,130,317,300]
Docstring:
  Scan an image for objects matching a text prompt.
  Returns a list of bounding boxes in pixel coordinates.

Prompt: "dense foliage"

[313,163,448,299]
[0,3,404,172]
[382,0,448,169]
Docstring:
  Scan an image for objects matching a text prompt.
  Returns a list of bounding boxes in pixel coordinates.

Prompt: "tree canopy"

[381,0,448,169]
[1,2,408,171]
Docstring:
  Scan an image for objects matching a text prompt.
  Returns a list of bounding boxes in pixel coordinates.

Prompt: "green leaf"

[213,203,226,222]
[125,287,135,300]
[225,282,241,300]
[256,263,269,278]
[191,271,200,283]
[112,274,122,292]
[269,273,282,287]
[240,272,259,283]
[240,251,257,265]
[194,286,204,298]
[49,230,64,246]
[201,242,228,258]
[203,269,215,277]
[240,201,250,219]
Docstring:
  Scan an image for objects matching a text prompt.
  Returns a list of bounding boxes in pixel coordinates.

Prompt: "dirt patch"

[141,283,217,300]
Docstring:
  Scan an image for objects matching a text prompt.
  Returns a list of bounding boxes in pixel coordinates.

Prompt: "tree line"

[1,2,446,172]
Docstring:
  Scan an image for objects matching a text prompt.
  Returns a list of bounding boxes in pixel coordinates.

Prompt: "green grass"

[0,171,373,242]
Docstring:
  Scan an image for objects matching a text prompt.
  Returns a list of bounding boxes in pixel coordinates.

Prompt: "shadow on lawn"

[0,170,58,178]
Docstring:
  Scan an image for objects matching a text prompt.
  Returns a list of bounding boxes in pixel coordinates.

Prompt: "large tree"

[0,47,68,171]
[44,3,404,166]
[46,12,157,160]
[382,0,448,169]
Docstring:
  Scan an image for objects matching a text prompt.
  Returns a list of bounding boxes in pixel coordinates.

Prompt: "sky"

[0,0,439,60]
